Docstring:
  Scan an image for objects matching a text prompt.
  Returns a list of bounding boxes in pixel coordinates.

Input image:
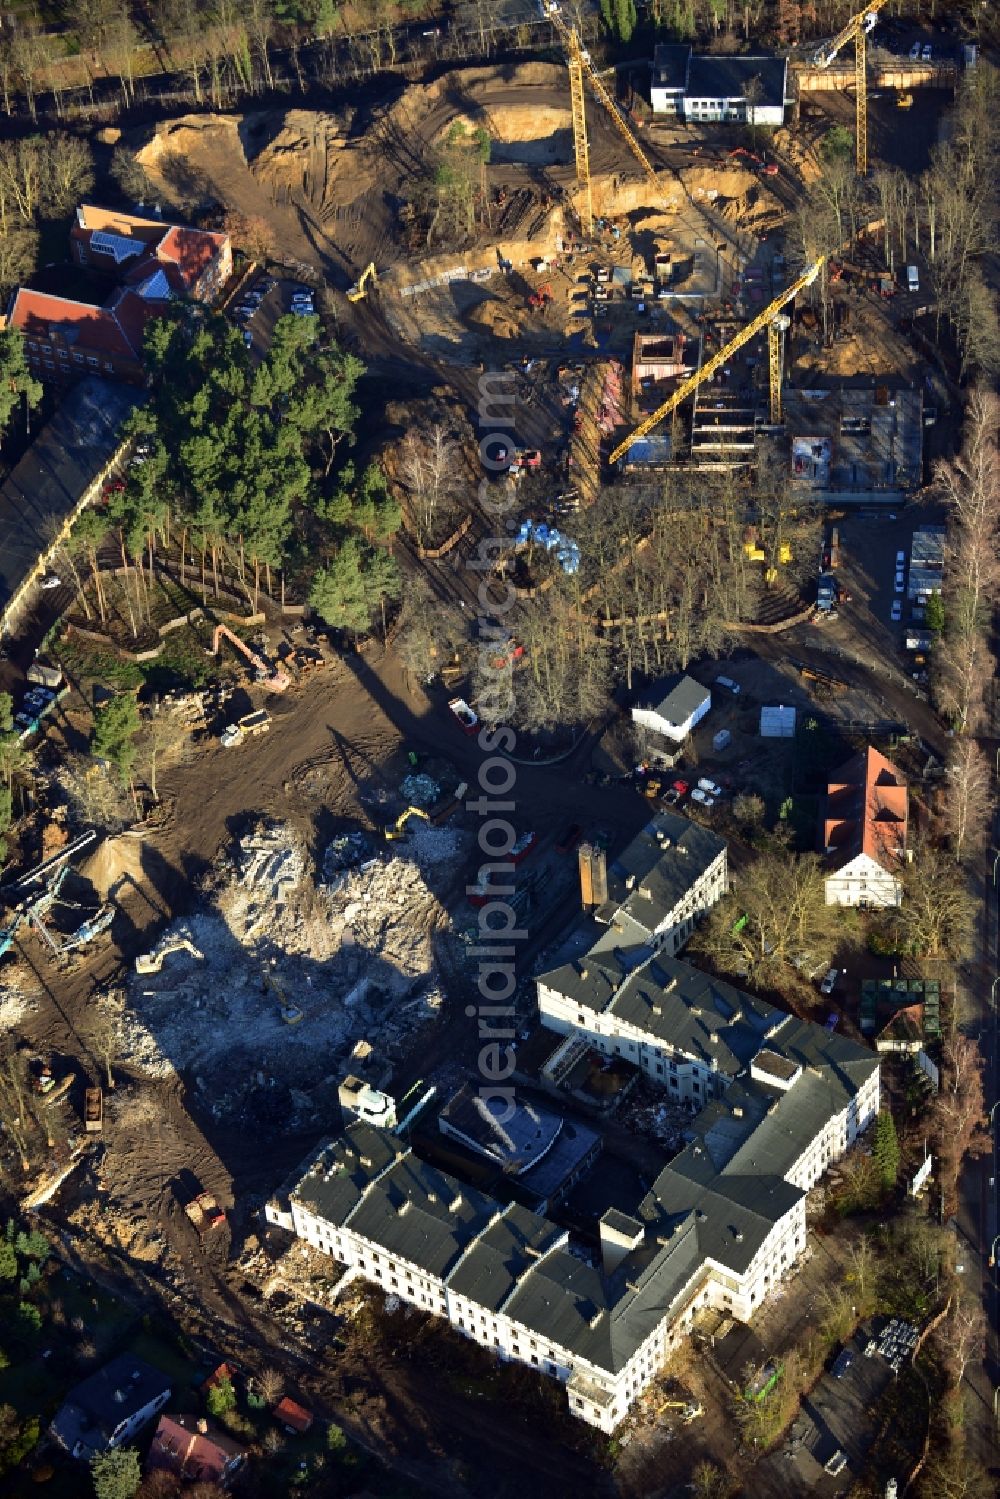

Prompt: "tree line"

[397,449,819,737]
[55,305,401,640]
[795,67,1000,383]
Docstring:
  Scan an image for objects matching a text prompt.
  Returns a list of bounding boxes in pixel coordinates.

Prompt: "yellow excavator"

[347,263,378,303]
[384,806,430,842]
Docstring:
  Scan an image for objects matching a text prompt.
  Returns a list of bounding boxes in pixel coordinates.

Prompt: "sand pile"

[466,298,523,340]
[79,834,149,901]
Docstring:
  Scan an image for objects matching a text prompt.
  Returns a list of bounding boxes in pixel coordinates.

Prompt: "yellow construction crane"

[566,29,594,237]
[545,6,658,233]
[768,313,790,424]
[608,257,824,466]
[811,0,891,175]
[347,263,378,302]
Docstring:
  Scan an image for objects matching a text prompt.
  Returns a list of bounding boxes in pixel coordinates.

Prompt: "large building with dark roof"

[651,46,790,124]
[267,982,878,1433]
[586,809,727,957]
[6,204,231,386]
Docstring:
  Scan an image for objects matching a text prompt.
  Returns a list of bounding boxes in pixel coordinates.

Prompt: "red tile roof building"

[273,1396,313,1433]
[822,746,908,907]
[147,1414,245,1487]
[7,205,231,386]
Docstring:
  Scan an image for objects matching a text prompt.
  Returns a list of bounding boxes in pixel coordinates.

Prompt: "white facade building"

[631,673,711,745]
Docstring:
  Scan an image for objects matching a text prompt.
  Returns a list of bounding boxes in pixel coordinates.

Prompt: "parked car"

[690,787,715,808]
[447,697,479,736]
[894,570,905,592]
[895,550,906,566]
[891,599,902,622]
[820,968,839,995]
[697,777,722,798]
[515,449,542,470]
[242,330,253,348]
[921,43,932,61]
[909,41,921,60]
[831,1349,854,1379]
[715,675,740,696]
[39,574,61,590]
[663,778,689,805]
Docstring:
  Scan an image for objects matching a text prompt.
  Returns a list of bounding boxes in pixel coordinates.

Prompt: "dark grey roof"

[290,1122,406,1226]
[634,672,709,730]
[538,949,780,1077]
[593,810,726,941]
[440,1083,563,1172]
[0,376,141,620]
[346,1153,499,1282]
[685,54,787,107]
[503,1216,705,1372]
[446,1204,565,1311]
[653,43,692,90]
[51,1355,171,1457]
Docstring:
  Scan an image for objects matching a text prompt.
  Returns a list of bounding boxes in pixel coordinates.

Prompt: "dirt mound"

[465,298,523,340]
[80,834,149,900]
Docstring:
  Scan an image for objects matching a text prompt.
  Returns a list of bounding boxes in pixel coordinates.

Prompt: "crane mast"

[812,0,890,175]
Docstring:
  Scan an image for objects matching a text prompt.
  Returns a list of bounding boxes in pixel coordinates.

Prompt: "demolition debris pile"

[112,821,466,1125]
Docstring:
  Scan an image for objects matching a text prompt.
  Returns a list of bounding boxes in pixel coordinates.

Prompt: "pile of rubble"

[113,821,467,1125]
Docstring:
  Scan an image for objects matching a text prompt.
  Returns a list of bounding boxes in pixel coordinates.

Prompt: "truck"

[220,708,271,747]
[184,1190,226,1234]
[84,1086,103,1133]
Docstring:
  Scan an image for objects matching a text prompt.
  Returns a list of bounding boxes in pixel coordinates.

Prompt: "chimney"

[578,843,595,910]
[591,844,607,905]
[448,1193,463,1213]
[599,1209,644,1274]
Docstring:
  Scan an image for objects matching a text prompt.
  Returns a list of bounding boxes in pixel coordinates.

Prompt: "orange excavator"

[210,624,291,692]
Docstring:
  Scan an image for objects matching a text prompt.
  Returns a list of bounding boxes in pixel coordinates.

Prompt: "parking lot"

[752,1321,904,1497]
[228,273,319,356]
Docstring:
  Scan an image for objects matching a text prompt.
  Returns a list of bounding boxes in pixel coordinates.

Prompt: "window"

[87,356,99,367]
[27,340,37,350]
[44,359,54,369]
[42,344,52,354]
[104,361,113,371]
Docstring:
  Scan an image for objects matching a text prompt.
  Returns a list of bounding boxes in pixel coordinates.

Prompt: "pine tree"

[925,590,945,636]
[90,1446,141,1499]
[872,1110,900,1190]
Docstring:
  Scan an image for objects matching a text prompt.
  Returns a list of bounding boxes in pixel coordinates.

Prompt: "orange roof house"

[274,1396,313,1433]
[7,204,231,387]
[822,746,908,908]
[147,1413,246,1487]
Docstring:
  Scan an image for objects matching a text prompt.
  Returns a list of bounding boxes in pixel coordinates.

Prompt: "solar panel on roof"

[89,230,144,264]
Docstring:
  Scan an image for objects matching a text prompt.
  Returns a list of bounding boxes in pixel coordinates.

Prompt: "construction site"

[0,2,992,1495]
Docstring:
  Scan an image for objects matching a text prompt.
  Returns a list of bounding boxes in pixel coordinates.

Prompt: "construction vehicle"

[33,1063,73,1105]
[812,0,890,175]
[184,1189,226,1234]
[609,257,825,466]
[220,708,272,748]
[210,624,290,692]
[0,860,114,962]
[347,263,378,302]
[657,1398,704,1423]
[84,1086,103,1133]
[385,806,431,842]
[263,966,304,1026]
[135,931,205,975]
[896,91,913,109]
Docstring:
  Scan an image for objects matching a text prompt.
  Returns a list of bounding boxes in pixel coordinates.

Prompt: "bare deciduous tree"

[943,738,990,864]
[896,842,977,960]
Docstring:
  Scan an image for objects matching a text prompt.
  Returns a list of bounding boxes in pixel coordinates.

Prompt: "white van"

[906,264,919,292]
